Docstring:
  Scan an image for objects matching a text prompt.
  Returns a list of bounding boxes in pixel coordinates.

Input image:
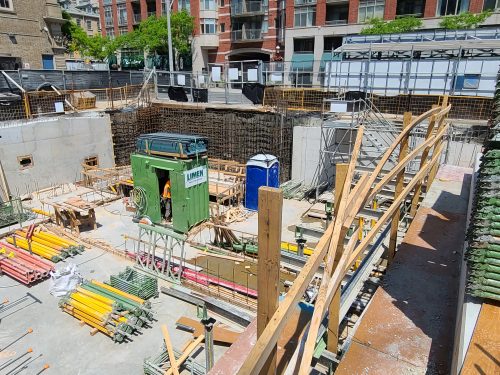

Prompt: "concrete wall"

[0,114,115,196]
[292,126,322,185]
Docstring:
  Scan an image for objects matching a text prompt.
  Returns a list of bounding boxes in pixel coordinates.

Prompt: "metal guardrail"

[231,29,263,42]
[231,1,266,15]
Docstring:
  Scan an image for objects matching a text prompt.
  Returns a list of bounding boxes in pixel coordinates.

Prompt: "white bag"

[49,263,82,297]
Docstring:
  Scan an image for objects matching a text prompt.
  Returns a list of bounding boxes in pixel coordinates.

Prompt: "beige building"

[60,0,100,36]
[0,0,66,70]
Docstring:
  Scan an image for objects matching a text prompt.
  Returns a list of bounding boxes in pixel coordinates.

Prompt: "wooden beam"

[257,187,283,375]
[162,324,180,375]
[387,112,412,261]
[165,334,205,375]
[410,105,438,217]
[334,164,349,218]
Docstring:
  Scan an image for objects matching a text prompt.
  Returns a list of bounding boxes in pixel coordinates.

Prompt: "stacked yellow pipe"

[90,280,146,305]
[281,241,314,256]
[6,236,62,263]
[16,231,70,259]
[60,288,135,342]
[35,230,79,248]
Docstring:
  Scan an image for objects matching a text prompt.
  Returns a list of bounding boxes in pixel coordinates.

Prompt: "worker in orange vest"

[162,179,172,222]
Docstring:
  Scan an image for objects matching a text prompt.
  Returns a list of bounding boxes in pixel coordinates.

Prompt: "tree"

[361,17,423,35]
[439,10,492,30]
[117,12,195,69]
[61,11,119,61]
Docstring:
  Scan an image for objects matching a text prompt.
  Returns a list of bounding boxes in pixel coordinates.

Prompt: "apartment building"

[60,0,101,36]
[98,0,282,72]
[284,0,500,75]
[0,0,66,70]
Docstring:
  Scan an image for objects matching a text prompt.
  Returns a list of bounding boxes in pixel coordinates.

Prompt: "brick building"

[0,0,66,70]
[60,0,101,37]
[98,0,283,72]
[98,0,500,73]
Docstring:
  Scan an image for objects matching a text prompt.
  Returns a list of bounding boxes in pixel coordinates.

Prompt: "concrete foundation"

[0,113,115,197]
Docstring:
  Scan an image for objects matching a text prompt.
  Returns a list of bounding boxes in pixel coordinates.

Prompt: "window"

[396,0,425,16]
[294,6,316,27]
[119,27,128,35]
[455,74,480,90]
[178,0,191,13]
[263,16,268,32]
[483,0,498,10]
[358,0,385,23]
[220,0,224,6]
[437,0,469,15]
[0,0,13,11]
[87,20,92,30]
[118,4,127,26]
[104,6,113,27]
[18,155,33,169]
[326,3,348,24]
[76,18,82,27]
[220,22,225,32]
[324,36,342,51]
[201,18,217,33]
[106,27,115,39]
[201,0,216,10]
[295,0,316,5]
[294,38,314,53]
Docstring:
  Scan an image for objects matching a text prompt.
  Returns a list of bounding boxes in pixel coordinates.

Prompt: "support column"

[348,0,360,24]
[140,0,148,20]
[424,0,438,18]
[383,0,397,20]
[257,187,283,375]
[388,112,411,262]
[327,163,349,352]
[316,0,326,26]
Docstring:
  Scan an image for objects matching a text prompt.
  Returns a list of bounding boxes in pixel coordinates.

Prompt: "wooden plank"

[461,302,500,374]
[334,164,348,218]
[388,112,411,261]
[257,187,283,375]
[176,316,240,345]
[161,324,180,375]
[410,105,438,217]
[165,334,205,375]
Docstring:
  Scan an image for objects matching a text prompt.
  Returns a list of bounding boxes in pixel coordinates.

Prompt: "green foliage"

[439,10,492,30]
[361,17,423,35]
[61,12,118,61]
[117,12,194,68]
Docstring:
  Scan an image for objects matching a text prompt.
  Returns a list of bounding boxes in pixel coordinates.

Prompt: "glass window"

[294,38,314,53]
[87,20,92,30]
[0,0,13,11]
[106,27,115,39]
[201,0,216,10]
[294,6,316,27]
[201,18,217,33]
[437,0,470,15]
[76,18,82,27]
[104,6,114,27]
[179,0,191,13]
[119,27,128,35]
[117,4,128,26]
[220,0,224,6]
[263,16,268,32]
[358,0,385,22]
[220,22,225,32]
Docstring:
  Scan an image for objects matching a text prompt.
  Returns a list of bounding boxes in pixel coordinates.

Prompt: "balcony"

[231,29,263,42]
[231,1,266,16]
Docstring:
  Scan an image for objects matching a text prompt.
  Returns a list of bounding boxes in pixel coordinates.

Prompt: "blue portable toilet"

[245,154,280,211]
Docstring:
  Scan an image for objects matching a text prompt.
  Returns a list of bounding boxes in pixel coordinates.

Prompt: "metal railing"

[231,1,267,15]
[231,29,263,42]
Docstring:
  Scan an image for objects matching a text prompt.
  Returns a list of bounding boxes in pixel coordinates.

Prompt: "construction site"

[0,45,499,375]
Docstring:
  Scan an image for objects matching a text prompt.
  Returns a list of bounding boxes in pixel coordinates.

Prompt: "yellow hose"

[90,280,145,304]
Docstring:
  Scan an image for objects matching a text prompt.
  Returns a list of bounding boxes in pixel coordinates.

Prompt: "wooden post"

[428,103,448,188]
[388,111,412,262]
[327,163,349,352]
[410,105,438,217]
[257,186,283,375]
[334,164,349,218]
